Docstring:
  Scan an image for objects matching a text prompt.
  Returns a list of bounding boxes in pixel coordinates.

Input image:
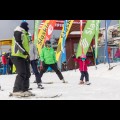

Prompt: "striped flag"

[37,20,50,55]
[44,20,56,42]
[34,20,42,45]
[61,20,67,63]
[95,20,101,59]
[76,20,96,58]
[80,20,84,54]
[56,20,74,61]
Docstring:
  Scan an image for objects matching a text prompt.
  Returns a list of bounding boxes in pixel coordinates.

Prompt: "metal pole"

[105,20,111,70]
[94,20,97,70]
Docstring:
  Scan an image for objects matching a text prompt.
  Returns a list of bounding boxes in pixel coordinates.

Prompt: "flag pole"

[105,20,111,70]
[94,20,97,70]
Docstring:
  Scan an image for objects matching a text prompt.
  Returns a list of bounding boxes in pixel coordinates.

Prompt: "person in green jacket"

[39,40,67,83]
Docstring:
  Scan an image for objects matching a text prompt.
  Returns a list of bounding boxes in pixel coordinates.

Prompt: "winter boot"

[61,79,68,83]
[84,81,91,85]
[38,83,44,89]
[12,91,24,97]
[79,80,84,85]
[23,91,35,97]
[33,80,37,83]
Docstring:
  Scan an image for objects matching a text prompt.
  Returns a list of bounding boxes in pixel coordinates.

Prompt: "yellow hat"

[2,52,6,55]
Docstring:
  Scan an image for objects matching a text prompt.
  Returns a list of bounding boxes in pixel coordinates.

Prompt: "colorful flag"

[61,20,67,63]
[56,20,74,61]
[76,20,96,58]
[80,20,84,54]
[34,20,41,45]
[37,20,50,55]
[45,20,56,42]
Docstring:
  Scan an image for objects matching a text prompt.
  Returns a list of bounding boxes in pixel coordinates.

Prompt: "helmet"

[81,54,86,58]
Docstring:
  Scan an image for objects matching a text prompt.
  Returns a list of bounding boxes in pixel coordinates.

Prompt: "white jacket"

[29,41,38,61]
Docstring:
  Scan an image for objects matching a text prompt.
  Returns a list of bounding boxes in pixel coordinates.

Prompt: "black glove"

[55,63,57,66]
[72,55,76,58]
[26,55,30,63]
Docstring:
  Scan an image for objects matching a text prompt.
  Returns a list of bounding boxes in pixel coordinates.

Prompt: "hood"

[14,26,24,32]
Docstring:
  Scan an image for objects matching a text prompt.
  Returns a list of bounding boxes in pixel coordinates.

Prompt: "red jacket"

[73,58,90,71]
[1,55,7,65]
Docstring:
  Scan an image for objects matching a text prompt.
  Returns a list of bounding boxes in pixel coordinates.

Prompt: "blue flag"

[104,20,111,64]
[61,20,67,63]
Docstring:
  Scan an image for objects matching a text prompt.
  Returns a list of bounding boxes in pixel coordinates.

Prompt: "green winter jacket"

[40,47,57,64]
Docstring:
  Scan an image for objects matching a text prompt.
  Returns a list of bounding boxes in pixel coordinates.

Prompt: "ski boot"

[33,80,37,83]
[23,91,35,97]
[84,81,91,85]
[79,80,84,85]
[61,79,68,83]
[38,83,44,89]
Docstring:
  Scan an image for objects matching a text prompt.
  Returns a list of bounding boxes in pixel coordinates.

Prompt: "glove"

[55,62,57,67]
[23,51,29,55]
[40,62,43,70]
[26,55,30,63]
[72,54,76,58]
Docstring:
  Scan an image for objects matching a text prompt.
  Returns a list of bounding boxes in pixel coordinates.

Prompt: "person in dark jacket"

[39,40,67,83]
[6,50,13,74]
[11,22,33,97]
[72,54,91,85]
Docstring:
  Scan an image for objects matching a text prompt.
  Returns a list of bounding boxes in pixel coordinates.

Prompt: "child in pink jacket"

[72,54,91,85]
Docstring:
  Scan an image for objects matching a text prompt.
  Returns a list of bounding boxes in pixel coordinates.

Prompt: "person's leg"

[11,57,26,92]
[80,71,85,84]
[2,65,5,75]
[50,64,67,83]
[7,64,10,74]
[23,60,31,92]
[9,64,13,74]
[3,64,7,75]
[84,71,90,85]
[84,71,89,81]
[39,64,48,83]
[31,60,41,83]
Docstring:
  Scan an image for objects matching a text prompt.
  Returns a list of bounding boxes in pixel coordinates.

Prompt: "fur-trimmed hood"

[14,26,24,32]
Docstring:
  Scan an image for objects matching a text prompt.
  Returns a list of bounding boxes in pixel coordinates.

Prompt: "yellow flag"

[37,20,50,54]
[56,20,74,61]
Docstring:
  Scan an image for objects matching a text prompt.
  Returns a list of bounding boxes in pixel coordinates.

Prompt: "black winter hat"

[45,40,51,44]
[20,22,29,32]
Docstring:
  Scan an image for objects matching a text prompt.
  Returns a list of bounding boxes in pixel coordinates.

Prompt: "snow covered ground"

[0,62,120,100]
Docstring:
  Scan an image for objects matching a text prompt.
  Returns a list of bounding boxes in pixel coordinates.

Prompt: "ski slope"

[0,62,120,100]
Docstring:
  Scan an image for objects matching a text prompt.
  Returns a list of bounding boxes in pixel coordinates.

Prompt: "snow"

[0,62,120,100]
